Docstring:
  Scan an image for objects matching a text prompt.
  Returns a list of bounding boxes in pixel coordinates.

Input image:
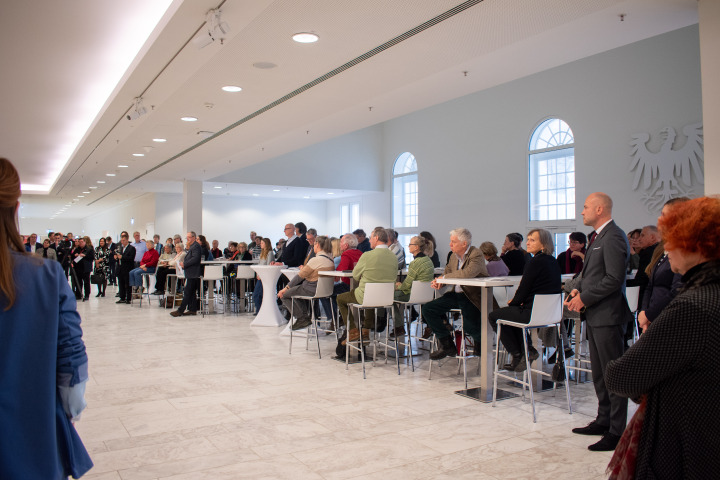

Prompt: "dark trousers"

[320,281,350,324]
[252,280,264,314]
[178,277,200,313]
[154,267,171,291]
[488,305,533,356]
[108,261,117,284]
[422,291,482,341]
[118,268,132,302]
[78,272,91,299]
[587,322,628,436]
[70,267,81,298]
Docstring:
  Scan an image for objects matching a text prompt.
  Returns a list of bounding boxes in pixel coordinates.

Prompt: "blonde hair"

[331,237,342,258]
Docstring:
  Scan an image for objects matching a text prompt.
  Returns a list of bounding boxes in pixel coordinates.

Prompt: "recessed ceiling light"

[78,195,85,198]
[303,196,310,199]
[89,186,97,189]
[118,165,129,168]
[213,186,222,189]
[253,62,277,69]
[106,173,116,177]
[97,181,106,184]
[327,192,335,195]
[222,85,242,92]
[153,138,167,142]
[181,116,198,122]
[252,194,259,197]
[132,153,144,157]
[293,32,319,43]
[82,191,90,194]
[272,189,280,192]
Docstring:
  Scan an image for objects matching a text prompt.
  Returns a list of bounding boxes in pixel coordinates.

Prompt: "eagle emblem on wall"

[629,122,703,211]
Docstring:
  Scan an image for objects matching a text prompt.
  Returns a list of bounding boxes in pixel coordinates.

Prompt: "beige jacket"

[443,245,489,310]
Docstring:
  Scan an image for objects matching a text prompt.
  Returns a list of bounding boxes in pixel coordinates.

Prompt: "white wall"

[325,192,389,238]
[82,193,157,242]
[699,0,720,194]
[19,217,84,241]
[155,193,328,245]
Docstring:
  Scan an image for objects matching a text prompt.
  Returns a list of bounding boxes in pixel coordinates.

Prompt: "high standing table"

[434,275,523,403]
[250,265,286,326]
[278,268,301,336]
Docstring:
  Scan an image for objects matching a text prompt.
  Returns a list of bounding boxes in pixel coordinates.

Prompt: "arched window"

[392,152,418,228]
[529,118,575,221]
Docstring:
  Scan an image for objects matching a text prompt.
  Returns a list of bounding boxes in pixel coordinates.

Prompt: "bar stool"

[492,293,572,422]
[138,270,158,307]
[345,282,395,379]
[428,308,479,388]
[626,286,641,343]
[165,272,184,309]
[390,281,434,373]
[289,276,336,358]
[232,265,255,313]
[200,265,226,316]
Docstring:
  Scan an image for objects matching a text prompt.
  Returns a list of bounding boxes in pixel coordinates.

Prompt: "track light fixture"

[126,97,148,121]
[193,8,230,49]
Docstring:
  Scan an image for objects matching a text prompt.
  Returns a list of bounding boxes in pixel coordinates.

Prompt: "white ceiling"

[3,0,698,220]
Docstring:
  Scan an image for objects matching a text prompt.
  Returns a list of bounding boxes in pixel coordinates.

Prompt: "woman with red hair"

[605,196,720,479]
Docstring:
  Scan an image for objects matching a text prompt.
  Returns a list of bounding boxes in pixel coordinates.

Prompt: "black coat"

[71,246,94,275]
[280,236,309,268]
[183,242,203,278]
[640,253,682,323]
[501,249,526,276]
[509,253,562,308]
[118,244,136,272]
[606,260,720,479]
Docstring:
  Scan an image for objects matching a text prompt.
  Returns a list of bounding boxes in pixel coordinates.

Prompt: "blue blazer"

[0,252,92,479]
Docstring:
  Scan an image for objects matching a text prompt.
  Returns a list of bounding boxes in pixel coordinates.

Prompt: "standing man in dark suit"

[274,223,308,268]
[115,232,136,304]
[171,231,202,317]
[566,192,632,451]
[106,236,117,286]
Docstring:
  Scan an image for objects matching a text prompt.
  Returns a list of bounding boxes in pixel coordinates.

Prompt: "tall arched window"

[392,152,418,228]
[529,118,575,221]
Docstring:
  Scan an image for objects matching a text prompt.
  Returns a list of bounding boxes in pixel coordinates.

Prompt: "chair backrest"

[493,285,517,308]
[407,281,434,304]
[203,265,224,281]
[361,282,395,307]
[236,265,256,279]
[625,286,640,313]
[313,276,335,298]
[527,293,563,327]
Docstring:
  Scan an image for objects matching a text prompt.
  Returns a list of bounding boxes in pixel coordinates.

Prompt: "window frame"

[392,152,419,231]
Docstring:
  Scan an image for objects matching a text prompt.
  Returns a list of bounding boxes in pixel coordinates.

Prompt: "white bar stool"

[391,281,434,373]
[346,282,395,379]
[289,276,336,358]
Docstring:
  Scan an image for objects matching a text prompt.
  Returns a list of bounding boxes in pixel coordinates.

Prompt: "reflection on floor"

[75,291,631,479]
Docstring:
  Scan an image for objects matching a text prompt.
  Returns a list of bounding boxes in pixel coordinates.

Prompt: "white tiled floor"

[74,289,622,479]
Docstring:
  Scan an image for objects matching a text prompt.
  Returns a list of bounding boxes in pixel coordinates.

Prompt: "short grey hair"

[449,228,472,245]
[371,227,389,243]
[385,228,397,242]
[528,228,555,256]
[188,231,197,239]
[342,233,358,248]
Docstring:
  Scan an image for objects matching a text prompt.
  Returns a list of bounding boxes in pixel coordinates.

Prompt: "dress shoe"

[82,297,88,302]
[388,326,405,339]
[170,310,183,317]
[95,292,101,297]
[152,290,163,296]
[183,311,197,316]
[342,328,369,345]
[572,420,609,436]
[291,318,312,330]
[503,354,522,371]
[429,335,457,360]
[116,299,127,304]
[421,327,433,339]
[588,433,621,451]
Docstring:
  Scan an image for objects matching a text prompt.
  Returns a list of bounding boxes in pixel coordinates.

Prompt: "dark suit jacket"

[280,236,308,267]
[183,242,202,278]
[24,242,43,253]
[118,244,136,272]
[578,220,633,327]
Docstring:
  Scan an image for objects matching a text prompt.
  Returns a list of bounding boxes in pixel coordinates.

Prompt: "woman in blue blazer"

[0,158,92,479]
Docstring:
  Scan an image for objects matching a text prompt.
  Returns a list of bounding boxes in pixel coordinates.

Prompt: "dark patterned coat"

[605,260,720,479]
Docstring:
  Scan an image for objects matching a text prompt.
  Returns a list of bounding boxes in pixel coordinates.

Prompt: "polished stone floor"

[74,288,627,479]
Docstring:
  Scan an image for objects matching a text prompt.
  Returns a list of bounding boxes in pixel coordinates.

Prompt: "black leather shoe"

[588,433,621,451]
[503,355,522,371]
[116,299,127,304]
[291,318,312,330]
[527,346,540,362]
[430,336,457,360]
[572,420,609,436]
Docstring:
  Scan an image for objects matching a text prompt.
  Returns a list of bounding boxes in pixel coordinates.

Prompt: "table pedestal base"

[455,387,519,403]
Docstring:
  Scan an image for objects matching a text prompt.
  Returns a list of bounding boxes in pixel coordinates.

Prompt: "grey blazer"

[577,220,633,327]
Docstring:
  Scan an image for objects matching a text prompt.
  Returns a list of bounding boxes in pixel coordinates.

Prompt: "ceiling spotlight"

[193,8,230,48]
[272,189,280,192]
[293,32,319,43]
[303,196,310,199]
[82,191,90,194]
[213,186,222,189]
[252,194,259,197]
[118,165,129,168]
[327,192,335,195]
[77,195,85,198]
[97,181,106,184]
[89,186,97,189]
[133,153,145,157]
[153,138,167,143]
[126,97,148,121]
[222,85,242,92]
[181,116,198,122]
[106,173,116,177]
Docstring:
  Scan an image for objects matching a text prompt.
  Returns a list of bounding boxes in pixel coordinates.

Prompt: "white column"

[699,0,720,195]
[183,180,203,234]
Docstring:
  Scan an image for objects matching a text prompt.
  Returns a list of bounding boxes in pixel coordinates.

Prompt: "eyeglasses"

[408,243,419,246]
[568,240,583,245]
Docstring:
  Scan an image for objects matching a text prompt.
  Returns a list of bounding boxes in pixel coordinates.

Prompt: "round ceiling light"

[132,153,144,157]
[181,116,198,122]
[222,85,242,92]
[292,32,319,43]
[153,138,167,142]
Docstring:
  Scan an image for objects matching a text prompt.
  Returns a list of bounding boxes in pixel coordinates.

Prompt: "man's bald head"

[582,192,613,228]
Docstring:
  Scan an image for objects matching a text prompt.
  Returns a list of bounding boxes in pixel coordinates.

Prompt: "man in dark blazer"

[24,233,43,253]
[566,192,632,451]
[171,231,202,317]
[275,223,308,268]
[115,233,136,304]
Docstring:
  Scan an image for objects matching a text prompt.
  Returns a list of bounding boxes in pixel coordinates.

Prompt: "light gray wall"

[376,25,701,260]
[214,125,385,191]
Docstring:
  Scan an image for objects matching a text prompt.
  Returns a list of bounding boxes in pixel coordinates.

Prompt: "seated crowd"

[23,192,719,469]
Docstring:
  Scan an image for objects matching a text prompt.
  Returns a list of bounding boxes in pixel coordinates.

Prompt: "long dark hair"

[0,158,28,310]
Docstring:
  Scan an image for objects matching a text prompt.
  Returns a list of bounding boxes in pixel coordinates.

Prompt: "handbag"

[90,272,104,284]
